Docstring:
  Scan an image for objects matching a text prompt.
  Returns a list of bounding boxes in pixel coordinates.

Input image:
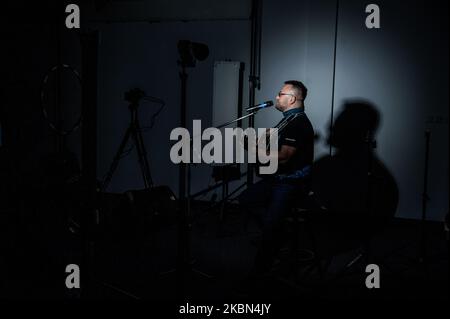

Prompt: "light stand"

[209,112,260,236]
[382,130,436,282]
[420,130,431,268]
[173,59,263,297]
[364,130,376,265]
[176,111,261,239]
[394,131,433,274]
[247,0,263,187]
[173,41,213,300]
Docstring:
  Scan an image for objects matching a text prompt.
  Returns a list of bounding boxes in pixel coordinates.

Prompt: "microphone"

[245,100,274,112]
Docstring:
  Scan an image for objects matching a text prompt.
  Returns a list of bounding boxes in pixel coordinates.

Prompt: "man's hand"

[244,129,296,164]
[277,145,297,164]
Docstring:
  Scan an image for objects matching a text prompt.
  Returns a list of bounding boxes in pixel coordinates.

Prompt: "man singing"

[239,80,314,281]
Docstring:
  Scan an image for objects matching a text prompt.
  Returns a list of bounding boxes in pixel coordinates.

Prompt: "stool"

[281,191,328,280]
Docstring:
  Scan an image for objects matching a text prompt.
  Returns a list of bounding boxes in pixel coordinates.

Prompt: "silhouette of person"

[312,100,399,254]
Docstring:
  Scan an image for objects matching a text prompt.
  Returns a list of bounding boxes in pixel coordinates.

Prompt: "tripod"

[101,89,153,192]
[84,89,155,299]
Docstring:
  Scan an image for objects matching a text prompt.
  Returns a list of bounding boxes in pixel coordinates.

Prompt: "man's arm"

[254,144,296,165]
[277,145,297,164]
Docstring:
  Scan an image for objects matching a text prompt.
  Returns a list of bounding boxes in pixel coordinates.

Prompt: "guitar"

[240,113,303,176]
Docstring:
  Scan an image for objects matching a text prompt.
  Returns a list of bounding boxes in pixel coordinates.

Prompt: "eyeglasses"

[277,92,295,97]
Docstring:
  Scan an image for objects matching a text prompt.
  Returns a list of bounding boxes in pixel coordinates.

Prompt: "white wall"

[256,0,448,220]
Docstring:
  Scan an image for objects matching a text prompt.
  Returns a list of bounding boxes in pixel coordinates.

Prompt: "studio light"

[177,40,209,67]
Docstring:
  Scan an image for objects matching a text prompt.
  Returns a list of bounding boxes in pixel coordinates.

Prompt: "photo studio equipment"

[169,91,274,292]
[189,0,264,220]
[39,3,84,198]
[80,30,99,298]
[81,31,142,299]
[81,42,170,299]
[180,0,262,232]
[389,130,439,277]
[175,40,212,298]
[403,130,433,273]
[80,30,167,298]
[37,13,86,298]
[209,61,246,233]
[40,63,83,206]
[207,100,274,233]
[38,7,96,297]
[100,87,156,192]
[420,130,431,268]
[100,87,175,233]
[247,0,263,187]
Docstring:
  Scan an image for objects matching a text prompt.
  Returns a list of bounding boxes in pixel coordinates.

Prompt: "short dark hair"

[284,80,308,101]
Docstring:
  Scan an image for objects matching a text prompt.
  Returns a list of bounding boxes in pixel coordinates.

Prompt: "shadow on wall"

[312,100,399,243]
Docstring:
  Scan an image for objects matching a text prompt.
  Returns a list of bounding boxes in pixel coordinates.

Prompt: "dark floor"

[0,197,448,302]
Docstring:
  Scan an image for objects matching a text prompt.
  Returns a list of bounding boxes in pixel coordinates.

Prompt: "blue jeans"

[239,178,306,274]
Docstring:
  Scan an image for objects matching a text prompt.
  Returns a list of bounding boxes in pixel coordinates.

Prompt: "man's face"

[275,84,296,112]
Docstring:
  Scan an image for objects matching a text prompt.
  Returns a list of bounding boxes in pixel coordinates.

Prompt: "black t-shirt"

[275,111,314,176]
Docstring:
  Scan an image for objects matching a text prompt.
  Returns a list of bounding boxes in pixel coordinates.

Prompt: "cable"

[140,96,166,131]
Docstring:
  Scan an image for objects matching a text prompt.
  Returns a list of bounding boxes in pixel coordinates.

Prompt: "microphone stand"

[173,64,213,301]
[179,109,263,239]
[213,110,259,233]
[172,90,265,298]
[185,108,262,205]
[215,110,260,129]
[171,66,264,299]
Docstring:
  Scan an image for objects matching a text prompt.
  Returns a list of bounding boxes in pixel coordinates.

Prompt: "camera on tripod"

[124,88,146,105]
